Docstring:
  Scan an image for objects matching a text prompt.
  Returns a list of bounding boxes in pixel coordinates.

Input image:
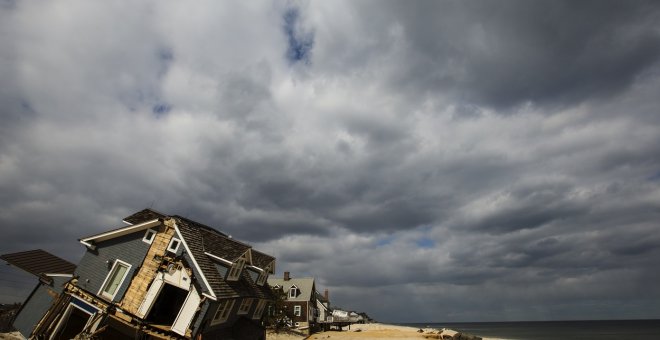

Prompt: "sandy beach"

[267,323,503,340]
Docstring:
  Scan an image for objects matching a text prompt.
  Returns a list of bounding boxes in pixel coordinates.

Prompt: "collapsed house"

[0,249,76,337]
[3,208,276,339]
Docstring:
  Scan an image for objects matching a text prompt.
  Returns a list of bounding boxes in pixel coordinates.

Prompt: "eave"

[79,219,161,246]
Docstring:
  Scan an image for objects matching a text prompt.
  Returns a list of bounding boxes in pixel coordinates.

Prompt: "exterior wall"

[316,300,329,322]
[284,301,308,325]
[74,231,151,302]
[190,298,211,338]
[118,222,175,315]
[13,276,69,338]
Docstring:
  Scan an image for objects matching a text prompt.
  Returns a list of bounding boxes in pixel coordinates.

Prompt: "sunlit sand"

[267,323,504,340]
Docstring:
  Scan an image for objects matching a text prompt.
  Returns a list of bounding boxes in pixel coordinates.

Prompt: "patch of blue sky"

[376,235,396,247]
[157,47,173,62]
[0,0,17,10]
[156,46,174,79]
[152,103,171,117]
[415,237,435,248]
[648,170,660,181]
[282,7,314,64]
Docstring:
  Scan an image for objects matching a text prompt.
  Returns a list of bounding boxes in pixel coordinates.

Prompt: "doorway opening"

[145,283,188,325]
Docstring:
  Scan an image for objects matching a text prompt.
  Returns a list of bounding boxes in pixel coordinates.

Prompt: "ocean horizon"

[402,319,660,340]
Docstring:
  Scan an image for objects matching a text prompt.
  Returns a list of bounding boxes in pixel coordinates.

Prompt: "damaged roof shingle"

[1,249,76,277]
[122,208,167,225]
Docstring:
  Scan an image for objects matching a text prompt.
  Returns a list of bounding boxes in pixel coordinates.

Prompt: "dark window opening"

[145,284,188,325]
[55,307,90,340]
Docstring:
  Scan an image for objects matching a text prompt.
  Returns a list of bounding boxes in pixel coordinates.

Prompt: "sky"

[1,0,660,323]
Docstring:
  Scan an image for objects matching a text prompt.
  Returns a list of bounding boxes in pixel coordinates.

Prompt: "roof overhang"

[205,252,232,266]
[173,221,217,301]
[79,219,161,247]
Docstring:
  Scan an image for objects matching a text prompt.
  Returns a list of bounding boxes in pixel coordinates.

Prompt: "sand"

[267,323,504,340]
[0,332,22,340]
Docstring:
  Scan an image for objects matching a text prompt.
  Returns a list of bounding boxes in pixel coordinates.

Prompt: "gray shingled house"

[4,208,276,339]
[268,272,318,332]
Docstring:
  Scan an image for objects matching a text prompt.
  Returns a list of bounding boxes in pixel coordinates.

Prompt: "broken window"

[100,260,130,300]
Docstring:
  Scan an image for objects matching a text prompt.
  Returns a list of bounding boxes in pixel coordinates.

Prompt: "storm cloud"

[1,0,660,322]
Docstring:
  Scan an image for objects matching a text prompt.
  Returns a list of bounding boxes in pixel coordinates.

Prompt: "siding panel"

[75,232,150,302]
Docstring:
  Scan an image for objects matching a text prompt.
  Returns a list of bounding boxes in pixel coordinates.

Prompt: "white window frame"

[238,298,253,315]
[50,303,95,340]
[227,258,246,281]
[211,299,235,325]
[142,228,157,244]
[253,300,267,320]
[167,237,181,253]
[98,259,131,300]
[256,268,268,286]
[294,305,301,316]
[289,285,299,299]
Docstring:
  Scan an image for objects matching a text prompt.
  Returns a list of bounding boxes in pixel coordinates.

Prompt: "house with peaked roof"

[268,272,318,331]
[5,208,276,339]
[315,289,331,324]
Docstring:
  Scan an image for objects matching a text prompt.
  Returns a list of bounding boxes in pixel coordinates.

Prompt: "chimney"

[324,289,329,301]
[284,271,290,281]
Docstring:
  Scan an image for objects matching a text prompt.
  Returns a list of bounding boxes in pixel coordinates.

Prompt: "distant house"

[315,289,331,323]
[3,208,276,339]
[268,272,318,330]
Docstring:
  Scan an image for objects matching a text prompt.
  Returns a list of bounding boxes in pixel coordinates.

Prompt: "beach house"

[316,289,331,323]
[268,272,318,331]
[5,208,276,339]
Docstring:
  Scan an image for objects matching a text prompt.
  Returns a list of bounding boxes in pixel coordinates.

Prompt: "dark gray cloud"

[315,0,660,110]
[1,0,660,323]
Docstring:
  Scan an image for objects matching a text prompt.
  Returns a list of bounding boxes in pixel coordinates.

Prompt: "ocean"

[404,319,660,340]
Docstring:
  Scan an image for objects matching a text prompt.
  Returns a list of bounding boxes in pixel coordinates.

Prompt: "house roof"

[251,250,276,273]
[84,208,276,300]
[174,217,275,300]
[79,218,161,244]
[0,249,76,277]
[198,227,249,262]
[267,276,315,302]
[315,290,329,303]
[122,208,167,225]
